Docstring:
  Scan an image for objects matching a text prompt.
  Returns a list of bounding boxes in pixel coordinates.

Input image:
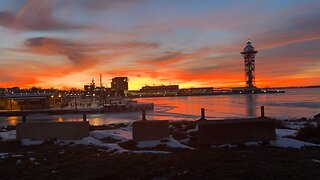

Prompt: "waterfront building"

[141,85,179,96]
[178,87,213,96]
[0,88,5,96]
[0,94,51,111]
[84,78,96,96]
[111,77,128,96]
[128,85,179,97]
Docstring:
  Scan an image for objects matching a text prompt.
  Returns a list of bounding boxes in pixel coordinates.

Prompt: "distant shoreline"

[129,89,285,98]
[258,86,320,90]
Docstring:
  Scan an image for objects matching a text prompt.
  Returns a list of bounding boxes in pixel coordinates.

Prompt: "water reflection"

[0,88,319,127]
[139,88,320,120]
[58,117,63,122]
[245,94,257,117]
[8,116,19,125]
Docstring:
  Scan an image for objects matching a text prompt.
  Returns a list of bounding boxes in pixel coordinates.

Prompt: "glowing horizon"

[0,0,319,90]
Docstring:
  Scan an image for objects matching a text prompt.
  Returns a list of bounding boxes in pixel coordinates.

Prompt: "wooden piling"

[142,110,146,121]
[260,106,265,117]
[200,108,206,120]
[83,113,87,122]
[22,115,26,123]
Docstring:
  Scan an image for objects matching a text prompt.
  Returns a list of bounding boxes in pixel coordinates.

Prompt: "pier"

[0,102,154,117]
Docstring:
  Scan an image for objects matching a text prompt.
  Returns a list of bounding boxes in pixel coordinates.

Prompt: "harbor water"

[0,88,319,127]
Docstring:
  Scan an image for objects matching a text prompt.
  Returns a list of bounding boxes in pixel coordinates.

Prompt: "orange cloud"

[0,1,319,89]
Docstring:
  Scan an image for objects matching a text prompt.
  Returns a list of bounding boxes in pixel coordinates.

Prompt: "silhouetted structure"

[84,78,96,96]
[232,39,261,93]
[111,77,128,96]
[241,39,258,88]
[0,94,51,111]
[128,85,217,97]
[140,85,179,96]
[179,87,213,96]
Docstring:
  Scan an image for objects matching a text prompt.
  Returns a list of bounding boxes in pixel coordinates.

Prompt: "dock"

[0,102,154,117]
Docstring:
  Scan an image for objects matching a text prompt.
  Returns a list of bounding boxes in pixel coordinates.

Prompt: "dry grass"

[1,120,320,179]
[1,140,320,179]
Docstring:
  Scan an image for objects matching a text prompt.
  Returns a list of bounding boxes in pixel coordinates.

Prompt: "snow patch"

[58,137,171,154]
[21,139,44,146]
[285,124,303,130]
[58,137,128,153]
[272,128,319,148]
[131,150,170,154]
[186,125,198,133]
[0,130,16,141]
[90,129,132,142]
[0,152,24,159]
[137,136,193,149]
[0,153,9,159]
[11,154,23,158]
[244,141,261,146]
[312,159,320,163]
[179,138,190,144]
[283,121,317,130]
[270,137,319,148]
[211,144,237,148]
[276,129,297,137]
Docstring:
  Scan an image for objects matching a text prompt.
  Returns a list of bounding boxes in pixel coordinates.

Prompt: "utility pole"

[100,73,102,88]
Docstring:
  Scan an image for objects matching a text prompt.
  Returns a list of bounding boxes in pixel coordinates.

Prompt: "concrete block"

[16,121,89,140]
[133,120,169,142]
[198,118,276,145]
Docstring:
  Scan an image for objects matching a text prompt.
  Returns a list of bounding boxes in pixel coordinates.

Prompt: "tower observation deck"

[241,39,258,88]
[232,40,285,94]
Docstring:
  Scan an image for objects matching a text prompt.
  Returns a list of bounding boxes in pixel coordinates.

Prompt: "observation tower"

[241,39,258,88]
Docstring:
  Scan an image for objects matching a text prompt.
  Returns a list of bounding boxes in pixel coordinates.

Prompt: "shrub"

[296,124,320,144]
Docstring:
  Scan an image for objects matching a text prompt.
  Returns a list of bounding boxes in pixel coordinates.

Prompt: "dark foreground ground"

[1,140,320,180]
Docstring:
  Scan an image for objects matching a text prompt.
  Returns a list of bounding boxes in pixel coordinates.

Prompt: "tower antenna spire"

[100,73,102,88]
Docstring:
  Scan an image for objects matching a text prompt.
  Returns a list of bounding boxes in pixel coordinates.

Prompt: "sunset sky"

[0,0,319,90]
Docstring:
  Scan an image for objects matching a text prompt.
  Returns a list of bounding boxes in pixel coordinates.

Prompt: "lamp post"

[10,99,13,111]
[74,96,77,111]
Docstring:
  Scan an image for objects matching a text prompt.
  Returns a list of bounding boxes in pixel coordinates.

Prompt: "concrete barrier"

[133,120,169,142]
[198,118,276,145]
[16,121,89,140]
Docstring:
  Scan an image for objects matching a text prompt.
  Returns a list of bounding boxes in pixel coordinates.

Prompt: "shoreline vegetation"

[1,116,320,179]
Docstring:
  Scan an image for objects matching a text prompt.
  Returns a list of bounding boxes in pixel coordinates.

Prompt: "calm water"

[1,88,319,127]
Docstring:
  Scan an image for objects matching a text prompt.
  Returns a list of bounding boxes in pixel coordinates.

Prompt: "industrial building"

[84,78,96,96]
[83,75,113,97]
[111,77,129,96]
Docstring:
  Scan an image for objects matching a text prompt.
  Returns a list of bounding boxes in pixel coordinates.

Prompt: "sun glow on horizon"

[0,1,319,89]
